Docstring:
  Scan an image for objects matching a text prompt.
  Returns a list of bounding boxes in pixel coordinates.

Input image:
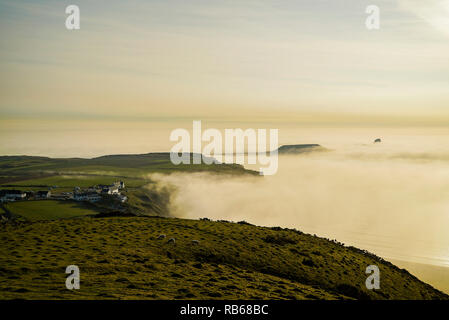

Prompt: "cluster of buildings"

[0,181,127,204]
[0,190,51,202]
[73,181,127,203]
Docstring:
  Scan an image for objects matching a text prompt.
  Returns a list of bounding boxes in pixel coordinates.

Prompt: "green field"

[4,200,99,221]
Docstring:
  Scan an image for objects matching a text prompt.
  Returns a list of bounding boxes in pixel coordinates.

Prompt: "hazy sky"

[0,0,448,125]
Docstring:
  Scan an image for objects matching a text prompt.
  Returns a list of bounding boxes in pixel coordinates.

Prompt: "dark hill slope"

[0,217,446,300]
[0,153,258,179]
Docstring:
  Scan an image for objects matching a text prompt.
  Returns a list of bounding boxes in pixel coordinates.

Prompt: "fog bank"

[149,141,449,268]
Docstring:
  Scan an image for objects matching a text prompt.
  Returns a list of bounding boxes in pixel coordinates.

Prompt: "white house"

[74,192,102,202]
[0,190,26,202]
[101,187,119,195]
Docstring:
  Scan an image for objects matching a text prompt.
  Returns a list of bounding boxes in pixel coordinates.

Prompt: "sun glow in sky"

[400,0,449,35]
[0,0,448,125]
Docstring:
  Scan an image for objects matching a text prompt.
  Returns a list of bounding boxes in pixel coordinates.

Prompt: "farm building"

[74,192,102,202]
[35,190,51,199]
[0,190,26,202]
[101,186,119,195]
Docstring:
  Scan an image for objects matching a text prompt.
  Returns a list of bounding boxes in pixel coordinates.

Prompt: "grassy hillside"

[0,216,446,300]
[0,153,259,177]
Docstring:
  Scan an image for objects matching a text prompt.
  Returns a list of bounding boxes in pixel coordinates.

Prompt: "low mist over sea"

[148,125,449,269]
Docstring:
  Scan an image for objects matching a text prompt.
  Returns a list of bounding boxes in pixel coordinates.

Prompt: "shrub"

[263,235,297,246]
